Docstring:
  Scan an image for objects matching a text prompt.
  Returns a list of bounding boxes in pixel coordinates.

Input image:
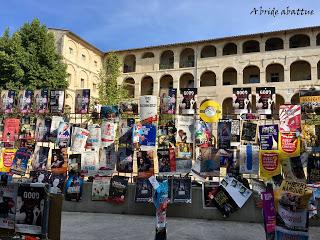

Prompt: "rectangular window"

[69,47,73,54]
[67,73,71,84]
[81,78,85,88]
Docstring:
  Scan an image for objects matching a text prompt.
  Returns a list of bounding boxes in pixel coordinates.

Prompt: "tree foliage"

[0,18,68,90]
[98,52,128,105]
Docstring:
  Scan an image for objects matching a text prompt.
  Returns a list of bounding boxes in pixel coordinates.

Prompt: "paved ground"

[61,212,320,240]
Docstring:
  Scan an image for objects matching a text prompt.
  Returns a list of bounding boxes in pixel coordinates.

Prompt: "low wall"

[62,183,320,226]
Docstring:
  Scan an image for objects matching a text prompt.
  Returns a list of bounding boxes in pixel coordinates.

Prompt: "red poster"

[279,133,300,157]
[2,118,20,142]
[279,105,301,133]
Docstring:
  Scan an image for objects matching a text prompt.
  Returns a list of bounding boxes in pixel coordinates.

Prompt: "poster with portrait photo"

[137,150,154,178]
[101,121,117,147]
[176,142,193,173]
[98,146,117,176]
[49,116,64,142]
[256,87,276,115]
[195,120,213,147]
[133,123,157,150]
[75,89,90,114]
[119,118,135,145]
[240,121,258,143]
[15,184,49,235]
[17,90,33,114]
[49,89,65,113]
[279,105,301,133]
[139,95,158,123]
[281,156,305,182]
[35,117,51,142]
[0,184,16,229]
[299,85,320,118]
[157,148,176,174]
[135,178,153,203]
[19,116,35,141]
[231,119,240,146]
[176,115,194,143]
[34,89,49,114]
[51,148,67,174]
[107,176,129,204]
[101,105,119,120]
[217,120,232,149]
[49,173,66,194]
[0,90,15,114]
[117,147,133,173]
[239,145,259,174]
[80,150,99,176]
[56,121,71,148]
[86,124,101,149]
[158,124,176,149]
[0,149,16,173]
[233,88,252,114]
[32,146,49,171]
[30,171,51,184]
[10,147,31,176]
[119,101,139,115]
[259,124,279,150]
[91,176,110,201]
[160,88,177,114]
[179,88,197,115]
[68,154,81,174]
[172,177,191,203]
[202,181,219,209]
[65,174,84,202]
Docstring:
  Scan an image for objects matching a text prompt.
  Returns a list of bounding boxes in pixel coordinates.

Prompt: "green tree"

[0,18,68,90]
[98,52,129,105]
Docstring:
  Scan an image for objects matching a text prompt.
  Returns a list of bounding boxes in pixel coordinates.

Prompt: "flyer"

[70,127,90,152]
[231,119,240,146]
[172,177,192,203]
[49,89,65,113]
[75,89,90,114]
[139,95,158,123]
[259,150,281,179]
[212,186,238,217]
[34,89,49,113]
[197,147,220,176]
[158,125,176,149]
[86,124,101,149]
[3,118,20,142]
[19,116,35,141]
[35,117,51,142]
[279,132,300,157]
[179,88,197,115]
[99,146,117,176]
[175,142,193,172]
[240,121,258,143]
[239,145,259,174]
[65,174,84,201]
[258,124,279,150]
[281,156,305,181]
[233,88,252,114]
[256,87,276,115]
[49,116,64,142]
[137,150,154,178]
[68,154,81,174]
[17,90,33,113]
[279,105,301,133]
[49,173,66,194]
[135,178,153,203]
[160,88,177,114]
[92,176,110,201]
[119,118,135,145]
[51,148,68,174]
[133,124,157,150]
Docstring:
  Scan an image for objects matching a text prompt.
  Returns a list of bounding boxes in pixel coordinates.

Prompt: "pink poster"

[279,105,301,133]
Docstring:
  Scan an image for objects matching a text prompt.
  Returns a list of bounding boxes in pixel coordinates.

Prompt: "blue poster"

[259,124,279,150]
[10,147,31,176]
[133,124,157,148]
[101,105,119,120]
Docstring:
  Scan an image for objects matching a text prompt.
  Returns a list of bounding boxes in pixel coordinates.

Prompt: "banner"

[34,89,49,113]
[17,90,33,114]
[259,150,281,179]
[239,145,259,174]
[279,105,301,133]
[233,88,252,114]
[259,124,279,150]
[179,88,197,115]
[75,89,90,114]
[217,120,231,149]
[139,95,157,123]
[256,87,276,115]
[160,88,177,114]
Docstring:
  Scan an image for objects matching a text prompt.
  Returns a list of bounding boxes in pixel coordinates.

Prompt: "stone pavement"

[61,212,320,240]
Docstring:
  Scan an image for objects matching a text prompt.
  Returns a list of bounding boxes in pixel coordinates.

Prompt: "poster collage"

[0,86,318,239]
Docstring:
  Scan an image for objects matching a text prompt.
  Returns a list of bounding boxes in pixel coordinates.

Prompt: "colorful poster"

[0,184,16,229]
[10,147,31,176]
[70,127,90,152]
[92,176,110,201]
[231,119,240,146]
[158,124,176,149]
[133,124,157,150]
[49,89,65,113]
[179,88,197,115]
[137,150,154,178]
[81,151,99,176]
[299,85,320,118]
[107,176,129,204]
[212,186,238,217]
[135,178,153,203]
[157,149,176,173]
[301,124,320,150]
[119,101,138,115]
[117,147,133,173]
[32,146,49,171]
[3,118,20,142]
[217,120,231,149]
[256,87,276,115]
[75,89,90,114]
[15,185,48,235]
[202,181,219,209]
[279,132,300,157]
[139,95,158,123]
[198,147,220,176]
[281,156,305,181]
[175,142,193,172]
[261,190,276,240]
[51,148,68,174]
[17,90,33,113]
[101,105,119,120]
[240,121,258,143]
[259,124,279,150]
[49,173,66,194]
[34,89,49,113]
[199,99,222,123]
[279,105,301,133]
[0,90,15,113]
[98,146,117,176]
[195,120,213,147]
[35,117,51,142]
[239,145,259,174]
[68,154,81,174]
[160,88,177,114]
[65,174,84,201]
[259,150,281,179]
[176,115,194,143]
[86,124,101,149]
[233,88,252,114]
[19,116,35,141]
[56,122,71,148]
[172,177,192,203]
[0,149,16,173]
[101,121,117,147]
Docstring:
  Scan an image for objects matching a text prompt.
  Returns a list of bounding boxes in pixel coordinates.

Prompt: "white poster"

[176,115,194,143]
[70,127,90,152]
[101,121,117,147]
[239,145,259,174]
[81,151,99,176]
[139,95,157,122]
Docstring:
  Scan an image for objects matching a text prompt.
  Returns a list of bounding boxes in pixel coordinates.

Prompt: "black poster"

[212,186,238,218]
[135,178,153,203]
[108,176,129,204]
[172,177,191,203]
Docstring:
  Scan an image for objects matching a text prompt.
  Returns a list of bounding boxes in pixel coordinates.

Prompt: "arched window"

[243,65,260,84]
[200,45,217,58]
[124,77,135,98]
[317,33,320,46]
[123,54,136,73]
[274,94,285,117]
[318,61,320,79]
[141,76,154,95]
[160,50,174,70]
[243,40,260,53]
[180,48,195,68]
[265,38,284,51]
[200,71,216,87]
[223,43,237,55]
[290,61,311,81]
[289,34,310,48]
[291,93,300,105]
[179,73,194,89]
[223,68,237,85]
[142,52,154,59]
[266,64,284,82]
[160,75,173,91]
[222,97,233,117]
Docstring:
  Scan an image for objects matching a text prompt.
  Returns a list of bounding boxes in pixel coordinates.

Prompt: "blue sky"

[0,0,319,51]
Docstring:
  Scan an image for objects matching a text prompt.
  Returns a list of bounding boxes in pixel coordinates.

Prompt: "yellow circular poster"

[199,100,222,123]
